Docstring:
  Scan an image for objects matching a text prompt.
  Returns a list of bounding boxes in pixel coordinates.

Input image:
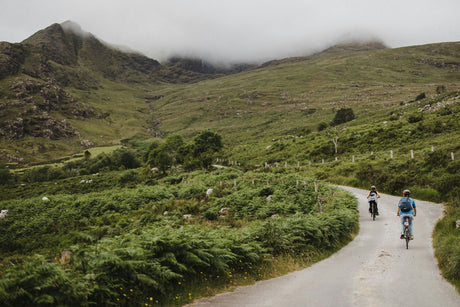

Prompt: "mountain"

[0,21,252,165]
[0,21,459,166]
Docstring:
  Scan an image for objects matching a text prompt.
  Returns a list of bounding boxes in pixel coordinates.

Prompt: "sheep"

[0,210,8,219]
[219,208,229,217]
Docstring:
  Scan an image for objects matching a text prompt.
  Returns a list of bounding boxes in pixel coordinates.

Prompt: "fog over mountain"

[1,0,460,64]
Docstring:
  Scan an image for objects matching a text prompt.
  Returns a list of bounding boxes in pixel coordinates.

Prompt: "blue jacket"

[398,197,416,215]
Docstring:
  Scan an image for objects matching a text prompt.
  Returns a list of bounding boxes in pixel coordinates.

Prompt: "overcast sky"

[1,0,460,64]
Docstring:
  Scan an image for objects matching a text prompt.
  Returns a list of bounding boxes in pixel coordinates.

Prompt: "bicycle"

[369,200,377,220]
[368,194,378,221]
[402,216,411,249]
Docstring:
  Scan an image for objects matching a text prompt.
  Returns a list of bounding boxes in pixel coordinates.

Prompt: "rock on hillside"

[0,78,99,140]
[0,42,27,79]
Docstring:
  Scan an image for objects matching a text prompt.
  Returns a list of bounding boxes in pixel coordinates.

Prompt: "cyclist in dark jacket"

[367,185,381,215]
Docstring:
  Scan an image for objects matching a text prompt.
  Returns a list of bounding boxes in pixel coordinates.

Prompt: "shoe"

[376,212,379,216]
[410,236,414,240]
[400,233,404,239]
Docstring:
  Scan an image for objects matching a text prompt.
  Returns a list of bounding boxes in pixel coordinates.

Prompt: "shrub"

[415,92,426,101]
[408,114,423,123]
[330,108,355,126]
[0,255,88,306]
[0,168,12,185]
[318,122,328,131]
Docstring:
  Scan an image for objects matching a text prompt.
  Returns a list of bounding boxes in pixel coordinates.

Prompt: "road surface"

[189,186,460,306]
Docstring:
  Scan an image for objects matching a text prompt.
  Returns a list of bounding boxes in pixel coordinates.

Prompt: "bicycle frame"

[369,201,377,220]
[403,216,411,249]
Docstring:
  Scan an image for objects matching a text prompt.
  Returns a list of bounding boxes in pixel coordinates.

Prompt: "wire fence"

[217,146,456,169]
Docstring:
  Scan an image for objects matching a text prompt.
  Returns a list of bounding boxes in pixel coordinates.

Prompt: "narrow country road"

[189,186,460,306]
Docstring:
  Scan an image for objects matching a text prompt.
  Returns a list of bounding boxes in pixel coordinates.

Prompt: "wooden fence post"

[452,152,455,160]
[411,150,414,159]
[390,150,393,159]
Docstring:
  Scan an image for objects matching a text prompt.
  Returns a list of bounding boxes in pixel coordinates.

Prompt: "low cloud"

[1,0,460,64]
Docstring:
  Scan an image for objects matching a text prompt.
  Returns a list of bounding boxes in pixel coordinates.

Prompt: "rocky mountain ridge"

[0,21,387,145]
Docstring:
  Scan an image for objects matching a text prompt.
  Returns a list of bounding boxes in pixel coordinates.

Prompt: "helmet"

[371,185,376,189]
[403,189,411,196]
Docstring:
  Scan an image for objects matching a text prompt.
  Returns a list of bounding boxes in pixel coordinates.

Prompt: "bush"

[318,122,328,131]
[408,114,423,123]
[0,168,12,185]
[415,92,426,101]
[330,108,355,126]
[0,255,88,306]
[433,205,460,287]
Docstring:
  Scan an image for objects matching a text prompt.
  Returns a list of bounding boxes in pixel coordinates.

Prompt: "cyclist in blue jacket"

[397,189,417,240]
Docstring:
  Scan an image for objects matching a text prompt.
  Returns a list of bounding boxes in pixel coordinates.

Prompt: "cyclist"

[367,185,381,215]
[397,189,417,240]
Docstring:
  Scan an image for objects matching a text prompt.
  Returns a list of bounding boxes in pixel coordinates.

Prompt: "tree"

[163,134,185,166]
[326,127,340,154]
[330,108,355,126]
[112,149,140,169]
[146,135,186,174]
[191,131,223,170]
[193,130,223,154]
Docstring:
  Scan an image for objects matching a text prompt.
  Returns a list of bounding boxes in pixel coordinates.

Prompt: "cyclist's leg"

[400,215,405,233]
[409,215,414,236]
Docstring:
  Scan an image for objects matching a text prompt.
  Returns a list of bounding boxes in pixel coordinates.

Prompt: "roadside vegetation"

[0,160,358,305]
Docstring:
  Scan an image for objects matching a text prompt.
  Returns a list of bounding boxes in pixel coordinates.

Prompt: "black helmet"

[403,189,411,196]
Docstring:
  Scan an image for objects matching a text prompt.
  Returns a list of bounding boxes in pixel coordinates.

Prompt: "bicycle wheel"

[405,229,410,249]
[370,202,376,220]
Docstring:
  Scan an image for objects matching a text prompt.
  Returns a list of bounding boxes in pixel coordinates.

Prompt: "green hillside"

[1,21,458,167]
[149,42,459,141]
